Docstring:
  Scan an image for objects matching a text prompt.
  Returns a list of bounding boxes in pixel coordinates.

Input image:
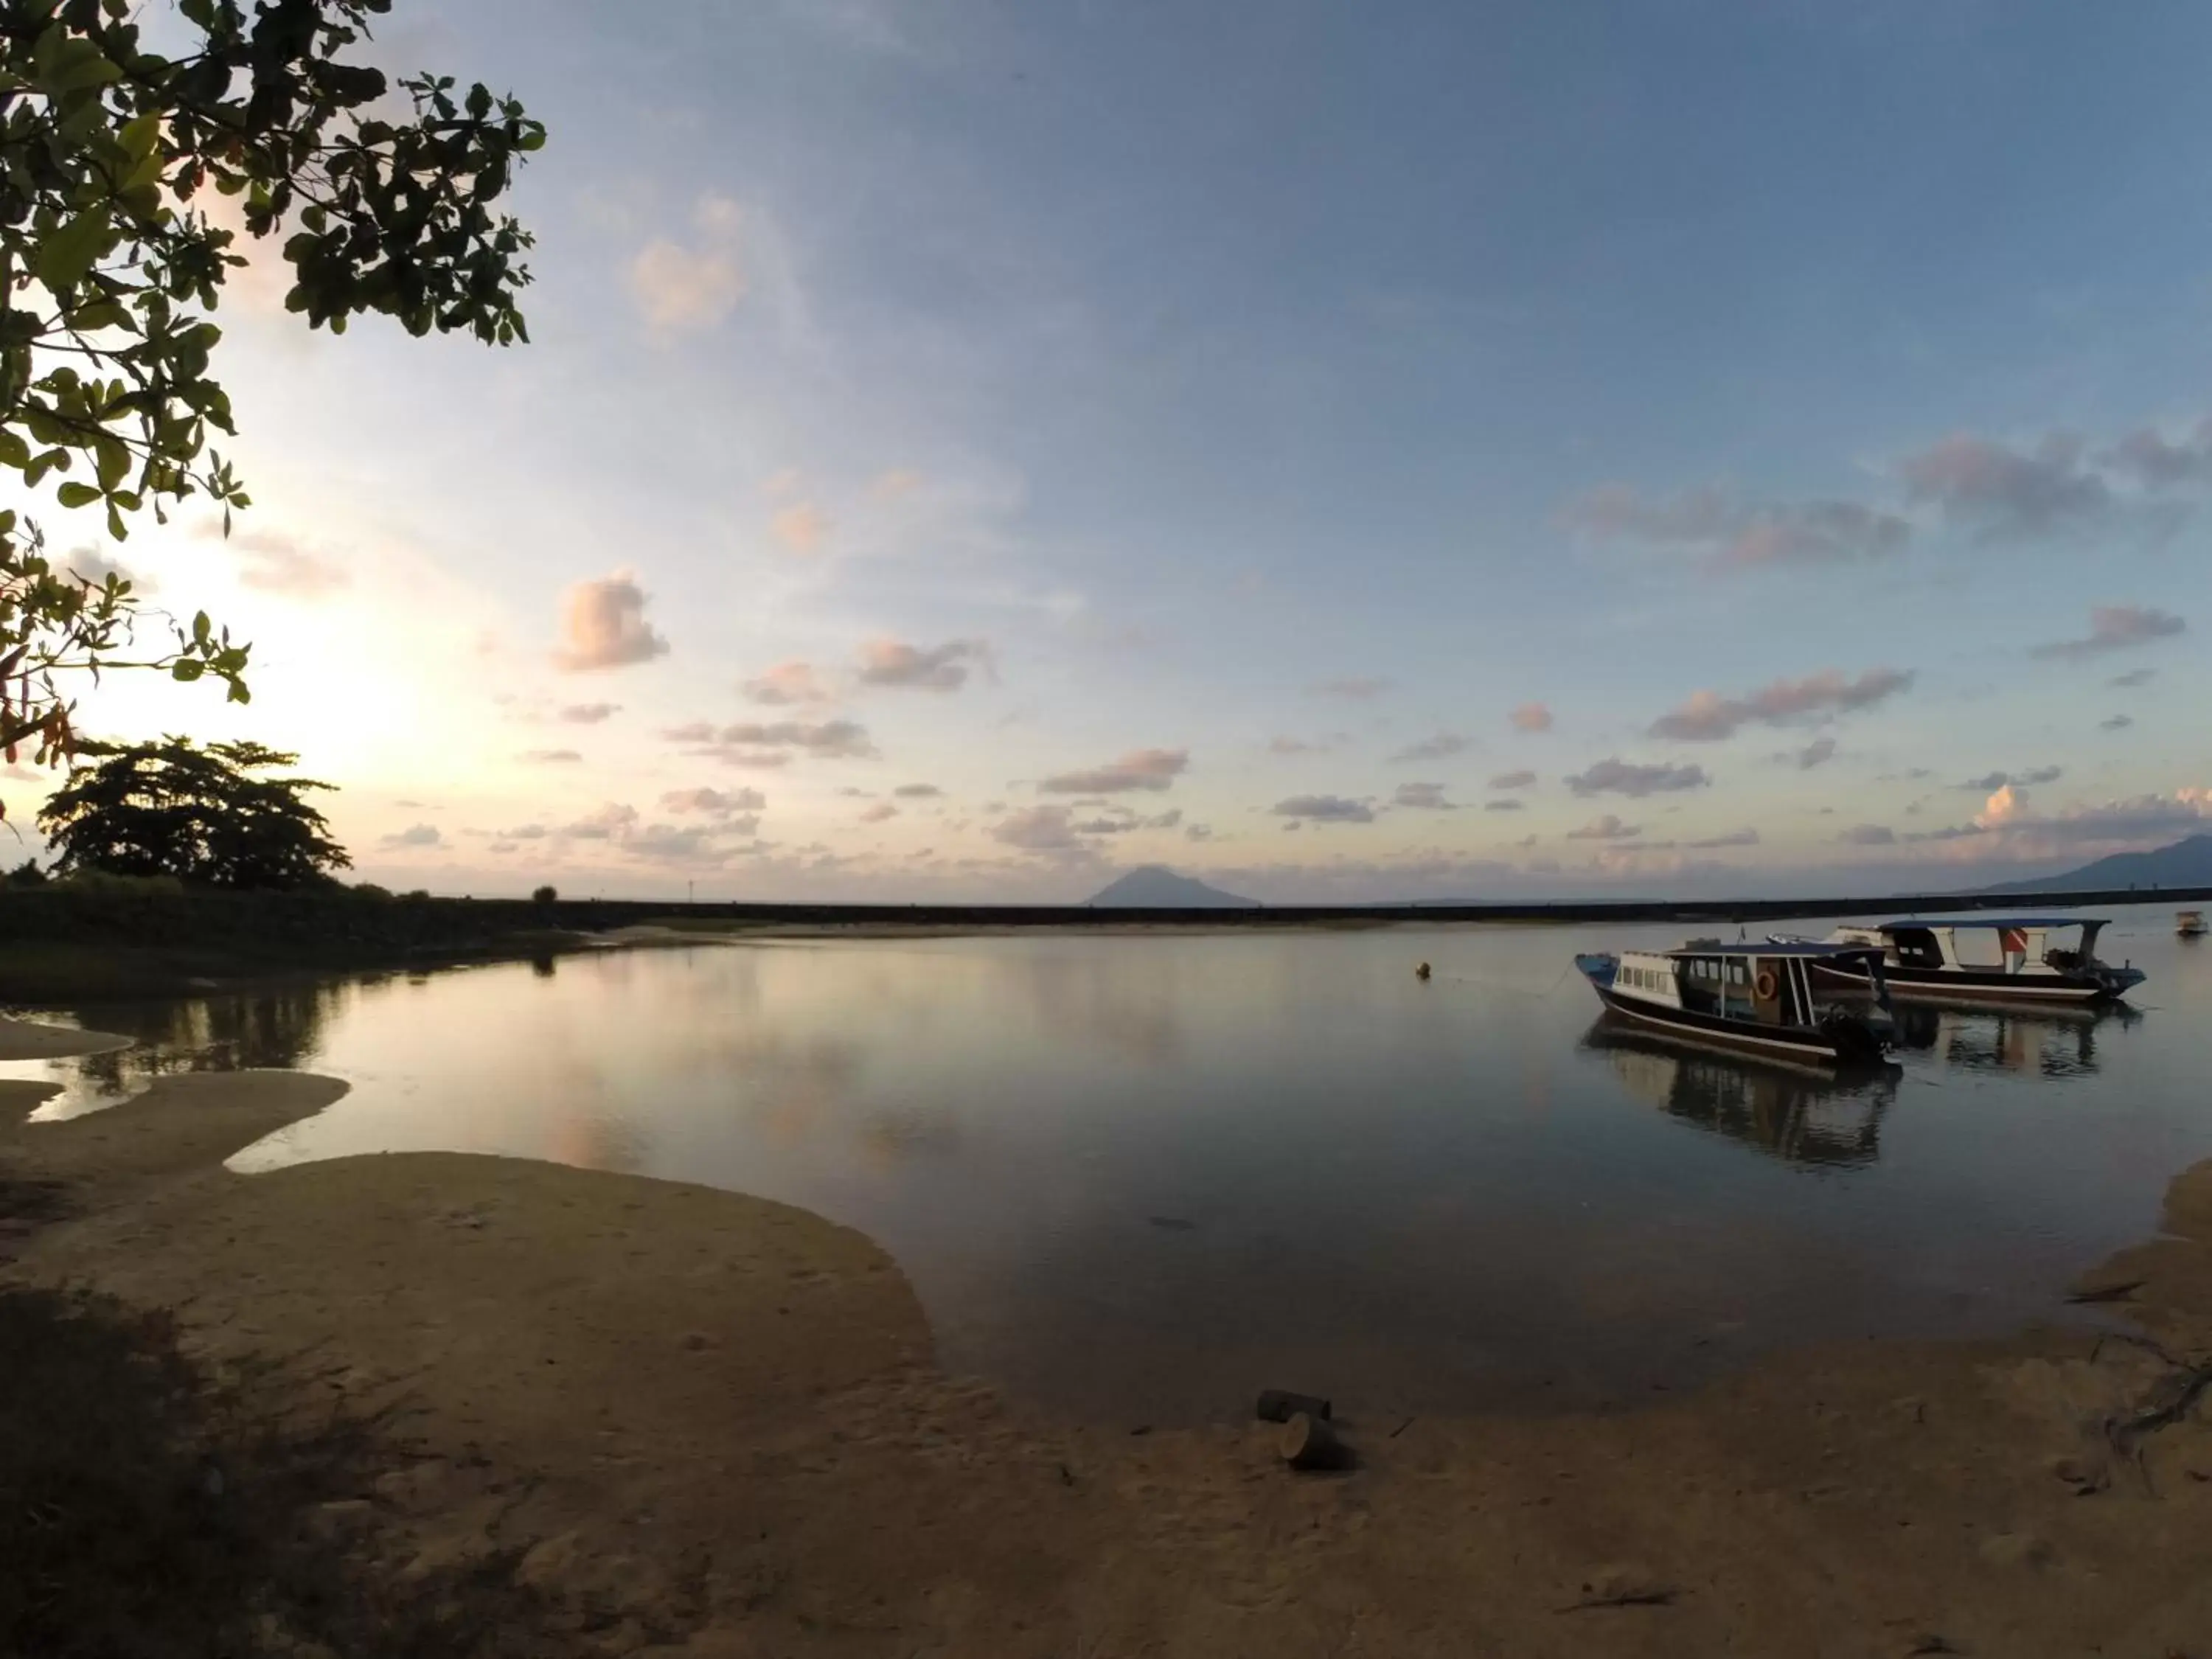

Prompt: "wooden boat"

[1792,917,2146,1005]
[2180,910,2208,939]
[1574,941,1895,1066]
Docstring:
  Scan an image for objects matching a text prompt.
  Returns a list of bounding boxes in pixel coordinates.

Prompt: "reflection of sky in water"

[21,910,2212,1422]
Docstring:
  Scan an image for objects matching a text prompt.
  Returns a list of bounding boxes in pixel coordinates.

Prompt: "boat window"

[1889,928,1944,969]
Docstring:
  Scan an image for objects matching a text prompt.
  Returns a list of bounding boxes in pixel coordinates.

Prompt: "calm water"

[9,908,2211,1424]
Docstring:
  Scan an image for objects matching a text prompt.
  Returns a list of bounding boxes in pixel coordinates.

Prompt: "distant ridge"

[1980,832,2212,894]
[1087,865,1259,908]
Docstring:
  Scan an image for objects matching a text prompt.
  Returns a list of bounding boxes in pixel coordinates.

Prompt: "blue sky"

[18,0,2212,898]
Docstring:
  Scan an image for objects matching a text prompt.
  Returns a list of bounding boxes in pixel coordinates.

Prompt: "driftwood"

[1256,1388,1332,1424]
[1278,1412,1345,1471]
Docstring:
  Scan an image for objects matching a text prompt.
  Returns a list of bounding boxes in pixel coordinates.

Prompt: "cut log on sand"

[1279,1412,1345,1471]
[1255,1388,1332,1423]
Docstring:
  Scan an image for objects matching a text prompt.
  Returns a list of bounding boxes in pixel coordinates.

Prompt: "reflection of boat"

[1787,917,2146,1004]
[2181,910,2208,939]
[1573,942,1895,1065]
[1580,1021,1898,1168]
[1890,999,2137,1077]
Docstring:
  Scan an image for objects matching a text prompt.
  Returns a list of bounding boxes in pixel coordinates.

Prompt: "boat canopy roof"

[1658,942,1885,960]
[1875,915,2105,931]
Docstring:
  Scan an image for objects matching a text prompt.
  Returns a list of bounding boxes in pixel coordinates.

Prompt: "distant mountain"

[1983,833,2212,894]
[1087,866,1259,908]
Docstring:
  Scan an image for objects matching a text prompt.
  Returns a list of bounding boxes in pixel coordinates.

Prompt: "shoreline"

[6,1015,2211,1653]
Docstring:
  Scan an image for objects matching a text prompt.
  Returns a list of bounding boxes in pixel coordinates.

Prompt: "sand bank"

[4,1034,2210,1656]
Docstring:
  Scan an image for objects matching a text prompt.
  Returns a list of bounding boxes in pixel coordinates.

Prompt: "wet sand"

[4,1012,2211,1655]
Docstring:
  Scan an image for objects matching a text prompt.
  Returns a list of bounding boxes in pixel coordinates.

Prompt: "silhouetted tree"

[38,737,348,888]
[1,1,543,816]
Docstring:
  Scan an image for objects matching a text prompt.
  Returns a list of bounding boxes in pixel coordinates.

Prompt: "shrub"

[531,885,557,905]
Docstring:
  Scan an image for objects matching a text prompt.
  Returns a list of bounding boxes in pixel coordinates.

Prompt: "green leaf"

[56,483,102,509]
[35,204,116,293]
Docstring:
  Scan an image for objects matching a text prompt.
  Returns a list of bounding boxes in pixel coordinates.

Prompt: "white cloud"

[770,501,830,556]
[856,637,991,692]
[1039,749,1188,793]
[558,703,621,725]
[519,748,583,764]
[741,661,832,705]
[380,823,442,849]
[1562,484,1909,569]
[1899,432,2111,541]
[1488,769,1537,790]
[661,787,766,818]
[2028,605,2185,661]
[553,569,671,671]
[1508,702,1554,733]
[630,193,744,334]
[1566,814,1639,841]
[1649,667,1913,741]
[1271,795,1376,824]
[1392,782,1457,810]
[1389,732,1472,764]
[1564,757,1711,798]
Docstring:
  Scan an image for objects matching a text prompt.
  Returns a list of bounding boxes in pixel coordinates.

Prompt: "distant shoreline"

[4,883,2205,1004]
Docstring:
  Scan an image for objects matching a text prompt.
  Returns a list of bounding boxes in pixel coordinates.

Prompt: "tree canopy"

[1,0,542,807]
[37,734,348,887]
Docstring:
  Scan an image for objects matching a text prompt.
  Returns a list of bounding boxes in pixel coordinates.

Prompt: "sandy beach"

[4,1012,2211,1656]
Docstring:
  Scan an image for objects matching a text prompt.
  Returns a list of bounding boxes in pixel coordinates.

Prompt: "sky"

[10,0,2212,901]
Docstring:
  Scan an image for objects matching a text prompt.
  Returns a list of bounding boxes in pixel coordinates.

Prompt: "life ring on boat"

[1753,967,1778,1001]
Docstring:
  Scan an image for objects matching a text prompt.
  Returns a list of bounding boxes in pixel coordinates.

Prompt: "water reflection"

[12,982,343,1119]
[10,913,2204,1421]
[1891,1001,2138,1077]
[1581,1020,1898,1168]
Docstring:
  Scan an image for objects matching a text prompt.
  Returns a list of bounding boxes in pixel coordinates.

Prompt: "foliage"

[1,0,542,806]
[3,854,41,883]
[37,733,348,887]
[531,883,555,904]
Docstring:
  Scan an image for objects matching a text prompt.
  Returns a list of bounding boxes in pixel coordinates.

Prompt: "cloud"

[630,193,743,333]
[380,823,442,849]
[1960,766,2062,791]
[742,661,832,705]
[1562,484,1909,570]
[196,523,349,599]
[519,748,583,764]
[1975,785,2026,828]
[1269,735,1340,756]
[1271,795,1376,824]
[1392,782,1457,810]
[1649,667,1913,741]
[1488,768,1537,790]
[1039,749,1188,794]
[1185,824,1214,842]
[667,719,877,761]
[561,803,640,841]
[770,502,830,556]
[661,787,765,818]
[60,544,152,593]
[2028,605,2185,661]
[1688,827,1760,849]
[893,783,942,799]
[554,569,670,671]
[1311,677,1391,700]
[1564,757,1711,798]
[2109,667,2158,689]
[1898,432,2111,540]
[1508,702,1554,733]
[2104,419,2212,489]
[856,637,991,692]
[1566,814,1640,841]
[557,703,621,725]
[992,805,1083,852]
[1838,824,1896,846]
[860,802,898,824]
[1070,807,1182,835]
[1484,799,1526,812]
[2100,714,2134,731]
[1389,732,1472,764]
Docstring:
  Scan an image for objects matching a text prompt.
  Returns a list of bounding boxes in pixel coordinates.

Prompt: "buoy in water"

[1415,962,1432,981]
